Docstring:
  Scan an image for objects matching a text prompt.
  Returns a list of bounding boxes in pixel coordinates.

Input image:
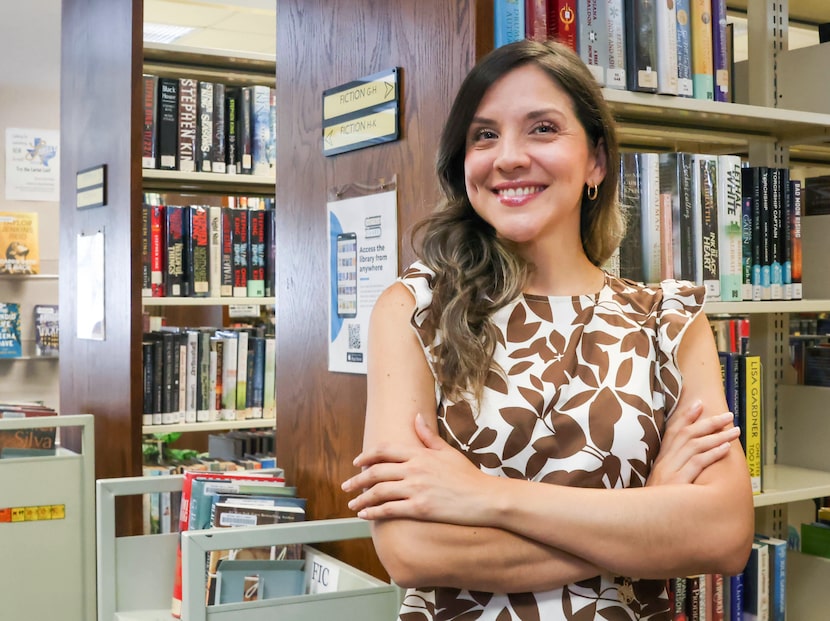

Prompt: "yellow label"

[10,507,25,522]
[37,505,52,520]
[24,506,37,521]
[323,109,396,152]
[323,75,396,120]
[51,504,65,520]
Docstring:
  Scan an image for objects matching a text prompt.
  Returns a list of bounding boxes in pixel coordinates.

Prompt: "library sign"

[322,68,401,156]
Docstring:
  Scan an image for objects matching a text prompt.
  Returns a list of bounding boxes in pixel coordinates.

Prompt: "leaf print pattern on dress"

[396,263,704,621]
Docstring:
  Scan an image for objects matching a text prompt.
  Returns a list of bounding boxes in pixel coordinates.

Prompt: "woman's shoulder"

[397,260,436,317]
[604,274,705,318]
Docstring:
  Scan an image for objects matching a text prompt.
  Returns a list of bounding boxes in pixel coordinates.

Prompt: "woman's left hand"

[342,414,496,524]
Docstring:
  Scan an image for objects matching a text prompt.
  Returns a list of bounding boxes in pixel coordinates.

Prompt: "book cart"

[97,474,401,621]
[0,414,95,621]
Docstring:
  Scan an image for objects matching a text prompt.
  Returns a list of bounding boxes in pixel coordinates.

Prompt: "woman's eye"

[534,123,557,134]
[472,128,497,141]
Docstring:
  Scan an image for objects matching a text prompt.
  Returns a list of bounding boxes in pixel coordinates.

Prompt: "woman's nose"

[493,135,530,171]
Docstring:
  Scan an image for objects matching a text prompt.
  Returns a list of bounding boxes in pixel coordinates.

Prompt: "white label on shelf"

[228,304,261,318]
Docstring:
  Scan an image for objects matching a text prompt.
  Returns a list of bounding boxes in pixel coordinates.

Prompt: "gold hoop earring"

[587,184,599,201]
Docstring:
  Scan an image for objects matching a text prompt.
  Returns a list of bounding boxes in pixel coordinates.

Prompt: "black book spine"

[623,0,658,93]
[225,86,239,173]
[197,81,214,172]
[212,82,227,174]
[190,206,209,297]
[157,77,178,170]
[178,78,198,173]
[165,205,185,297]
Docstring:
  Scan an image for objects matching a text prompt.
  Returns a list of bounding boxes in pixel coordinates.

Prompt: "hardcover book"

[674,0,694,96]
[655,0,679,95]
[578,0,607,85]
[0,211,39,274]
[165,206,185,297]
[548,1,577,51]
[716,155,742,302]
[247,208,266,297]
[187,205,210,297]
[157,77,179,170]
[231,207,249,297]
[624,0,659,93]
[768,167,784,300]
[196,81,214,172]
[33,304,59,357]
[525,0,548,41]
[142,74,159,168]
[690,0,714,100]
[711,0,729,102]
[238,86,253,174]
[618,152,644,282]
[606,0,627,89]
[177,77,198,173]
[225,86,240,174]
[790,178,803,299]
[212,82,227,174]
[0,302,22,358]
[494,0,525,48]
[251,85,272,177]
[694,154,720,300]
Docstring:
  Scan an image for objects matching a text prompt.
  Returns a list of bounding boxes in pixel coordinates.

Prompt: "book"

[754,535,786,621]
[742,354,762,495]
[247,208,266,297]
[221,207,234,296]
[655,0,678,95]
[236,329,250,415]
[768,167,784,300]
[638,152,661,284]
[674,0,694,97]
[670,576,688,620]
[605,0,627,89]
[208,205,223,297]
[0,420,57,458]
[187,206,210,297]
[624,0,658,93]
[263,336,276,419]
[743,541,769,621]
[690,0,714,100]
[212,82,227,174]
[728,573,743,621]
[231,207,249,297]
[196,81,214,172]
[618,152,644,282]
[218,331,238,420]
[177,78,198,173]
[659,152,695,282]
[264,207,276,297]
[141,201,152,296]
[196,329,212,423]
[710,0,729,102]
[165,205,185,297]
[238,86,253,174]
[225,86,240,174]
[157,77,179,170]
[780,168,792,300]
[209,335,224,422]
[0,211,39,274]
[711,573,724,621]
[33,304,59,357]
[142,74,159,168]
[741,193,753,301]
[0,303,22,358]
[525,0,548,41]
[251,85,272,177]
[790,178,803,299]
[578,0,607,85]
[716,155,742,302]
[548,1,578,51]
[694,154,720,300]
[741,166,765,301]
[494,0,525,48]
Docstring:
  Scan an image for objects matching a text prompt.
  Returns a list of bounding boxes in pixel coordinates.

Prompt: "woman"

[342,39,753,620]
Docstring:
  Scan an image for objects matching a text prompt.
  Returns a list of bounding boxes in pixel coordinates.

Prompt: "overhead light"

[143,22,195,44]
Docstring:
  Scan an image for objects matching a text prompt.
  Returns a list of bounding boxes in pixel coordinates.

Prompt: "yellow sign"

[1,504,65,523]
[323,110,397,154]
[323,73,396,121]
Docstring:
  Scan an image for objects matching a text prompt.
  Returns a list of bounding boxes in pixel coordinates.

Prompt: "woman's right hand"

[647,401,742,487]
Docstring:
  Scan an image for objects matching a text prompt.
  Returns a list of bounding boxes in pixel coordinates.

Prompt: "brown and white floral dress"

[396,261,706,621]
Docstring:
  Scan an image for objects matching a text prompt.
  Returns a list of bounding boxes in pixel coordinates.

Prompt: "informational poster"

[76,231,105,341]
[5,128,60,202]
[327,187,398,374]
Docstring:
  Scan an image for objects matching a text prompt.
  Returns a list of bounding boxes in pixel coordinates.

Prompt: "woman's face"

[463,64,605,250]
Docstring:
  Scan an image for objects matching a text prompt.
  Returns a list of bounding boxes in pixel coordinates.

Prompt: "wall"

[0,3,62,410]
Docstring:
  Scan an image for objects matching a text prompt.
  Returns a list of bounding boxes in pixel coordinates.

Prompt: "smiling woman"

[341,39,754,621]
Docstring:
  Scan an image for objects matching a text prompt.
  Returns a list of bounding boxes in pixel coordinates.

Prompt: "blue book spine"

[711,0,729,101]
[251,85,272,177]
[741,195,753,300]
[729,573,743,621]
[675,0,693,97]
[494,0,525,48]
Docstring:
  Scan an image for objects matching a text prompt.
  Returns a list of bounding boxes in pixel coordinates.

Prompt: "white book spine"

[639,152,661,284]
[606,0,627,89]
[220,333,238,421]
[185,331,198,423]
[236,330,249,417]
[208,349,219,422]
[717,155,743,301]
[579,0,607,85]
[655,0,679,95]
[208,206,222,297]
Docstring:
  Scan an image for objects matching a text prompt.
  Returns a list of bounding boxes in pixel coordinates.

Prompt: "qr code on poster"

[348,323,361,350]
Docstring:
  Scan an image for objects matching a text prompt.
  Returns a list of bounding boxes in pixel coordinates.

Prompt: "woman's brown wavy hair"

[411,39,623,403]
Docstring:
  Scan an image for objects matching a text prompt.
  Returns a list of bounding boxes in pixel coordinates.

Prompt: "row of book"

[789,314,830,386]
[496,0,734,101]
[141,194,276,299]
[670,532,786,621]
[0,402,59,459]
[609,152,803,303]
[0,211,39,275]
[142,75,276,177]
[142,325,276,426]
[0,302,58,358]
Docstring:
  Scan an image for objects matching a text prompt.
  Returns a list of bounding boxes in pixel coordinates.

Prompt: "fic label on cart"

[0,504,65,522]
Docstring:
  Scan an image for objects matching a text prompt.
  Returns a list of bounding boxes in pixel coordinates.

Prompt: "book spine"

[165,206,184,297]
[208,206,222,297]
[618,152,644,282]
[547,1,578,51]
[176,334,186,423]
[578,0,607,85]
[181,205,193,298]
[141,203,152,297]
[190,206,209,296]
[659,166,675,280]
[220,207,234,296]
[177,78,198,173]
[142,340,155,426]
[674,0,694,97]
[196,81,214,172]
[212,82,226,173]
[791,178,803,299]
[690,0,714,100]
[236,330,249,416]
[151,337,163,424]
[142,74,159,168]
[743,354,762,494]
[605,0,627,89]
[639,152,661,284]
[251,85,272,176]
[238,86,253,174]
[741,194,753,301]
[231,207,249,297]
[160,332,177,424]
[711,0,729,102]
[698,155,720,301]
[220,333,238,420]
[494,0,526,48]
[250,336,265,419]
[264,207,276,297]
[711,573,724,621]
[758,167,772,300]
[655,0,678,95]
[729,573,743,621]
[225,87,239,174]
[196,330,212,423]
[524,0,548,41]
[247,208,266,297]
[624,0,658,93]
[769,167,784,300]
[184,330,198,424]
[157,77,178,170]
[263,336,276,419]
[717,155,742,301]
[757,537,786,621]
[210,336,224,421]
[781,168,792,300]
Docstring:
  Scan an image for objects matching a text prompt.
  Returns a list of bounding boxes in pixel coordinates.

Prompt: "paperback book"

[0,211,39,274]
